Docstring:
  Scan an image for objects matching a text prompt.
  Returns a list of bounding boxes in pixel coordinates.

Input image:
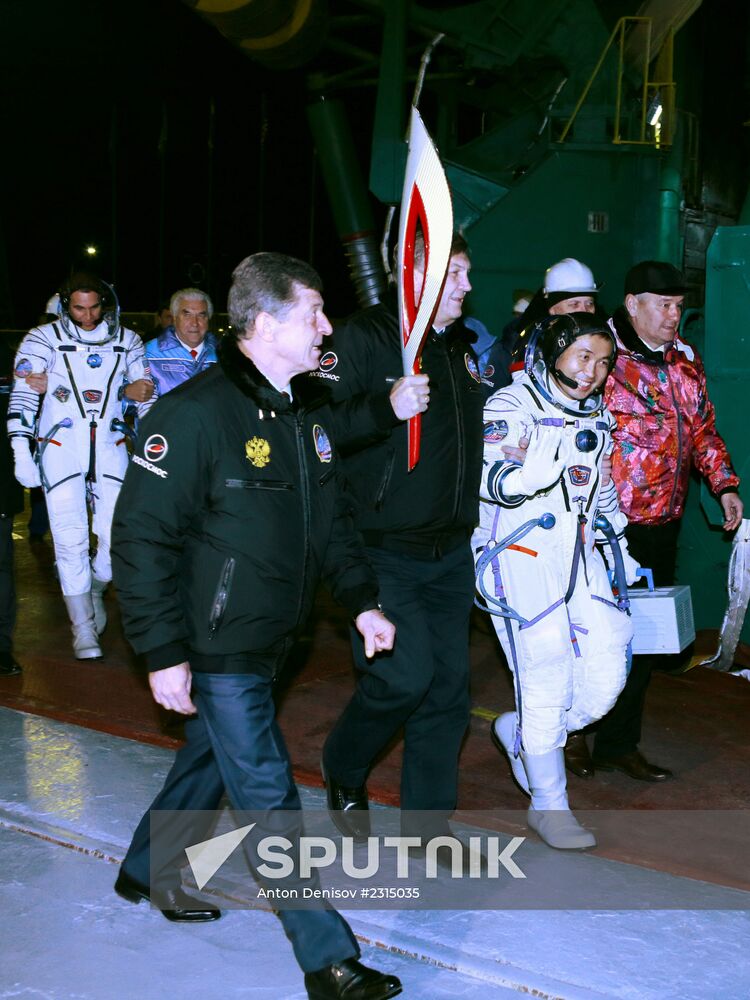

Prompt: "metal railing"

[558,16,675,148]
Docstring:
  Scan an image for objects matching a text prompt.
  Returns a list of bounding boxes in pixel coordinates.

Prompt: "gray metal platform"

[1,706,748,999]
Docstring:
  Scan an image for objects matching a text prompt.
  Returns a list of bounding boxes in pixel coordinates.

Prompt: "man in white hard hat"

[482,259,602,397]
[542,258,599,315]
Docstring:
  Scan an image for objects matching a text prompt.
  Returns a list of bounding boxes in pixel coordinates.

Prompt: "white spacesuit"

[473,314,635,849]
[8,281,152,658]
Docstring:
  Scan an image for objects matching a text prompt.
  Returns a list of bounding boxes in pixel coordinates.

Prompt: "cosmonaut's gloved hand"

[11,438,41,488]
[503,426,564,496]
[620,544,641,587]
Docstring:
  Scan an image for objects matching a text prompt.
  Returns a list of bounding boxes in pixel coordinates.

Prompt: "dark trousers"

[592,521,680,757]
[123,671,358,974]
[0,515,16,654]
[323,543,474,825]
[28,488,48,538]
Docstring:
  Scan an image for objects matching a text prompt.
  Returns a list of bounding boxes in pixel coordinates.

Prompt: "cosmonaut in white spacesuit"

[7,273,154,659]
[473,313,637,849]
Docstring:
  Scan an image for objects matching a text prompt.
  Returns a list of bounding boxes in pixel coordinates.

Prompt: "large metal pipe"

[307,96,387,307]
[657,163,682,265]
[656,111,685,266]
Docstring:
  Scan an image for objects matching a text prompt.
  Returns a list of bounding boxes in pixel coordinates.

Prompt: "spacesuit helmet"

[540,312,613,369]
[58,272,120,344]
[525,313,615,412]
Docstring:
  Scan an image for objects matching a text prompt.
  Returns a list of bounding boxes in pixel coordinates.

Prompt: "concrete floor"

[1,705,749,1000]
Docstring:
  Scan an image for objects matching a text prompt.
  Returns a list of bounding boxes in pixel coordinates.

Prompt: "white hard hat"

[543,258,598,296]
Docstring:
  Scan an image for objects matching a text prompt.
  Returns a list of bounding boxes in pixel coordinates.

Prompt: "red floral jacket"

[604,308,739,526]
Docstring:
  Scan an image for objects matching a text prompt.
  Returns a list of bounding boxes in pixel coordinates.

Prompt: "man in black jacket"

[111,253,401,1000]
[0,340,24,676]
[321,233,484,840]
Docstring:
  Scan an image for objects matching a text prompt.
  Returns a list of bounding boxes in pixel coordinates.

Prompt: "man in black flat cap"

[564,261,742,783]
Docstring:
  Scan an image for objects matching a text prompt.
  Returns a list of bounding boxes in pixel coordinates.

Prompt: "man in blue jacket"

[145,288,218,396]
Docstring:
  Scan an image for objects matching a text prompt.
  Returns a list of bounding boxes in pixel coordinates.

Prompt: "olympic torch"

[397,106,454,470]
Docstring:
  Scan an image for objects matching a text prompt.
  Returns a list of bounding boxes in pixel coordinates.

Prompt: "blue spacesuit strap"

[568,621,589,659]
[592,593,619,610]
[564,517,586,604]
[487,507,526,755]
[488,506,505,597]
[518,597,565,630]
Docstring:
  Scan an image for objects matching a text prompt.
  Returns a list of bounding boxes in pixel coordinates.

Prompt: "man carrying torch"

[321,111,483,846]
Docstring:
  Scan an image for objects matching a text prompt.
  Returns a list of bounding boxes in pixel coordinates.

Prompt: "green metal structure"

[186,0,748,642]
[186,0,686,314]
[687,227,750,642]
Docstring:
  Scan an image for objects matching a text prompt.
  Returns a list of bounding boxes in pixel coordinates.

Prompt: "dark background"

[0,0,370,327]
[2,0,750,329]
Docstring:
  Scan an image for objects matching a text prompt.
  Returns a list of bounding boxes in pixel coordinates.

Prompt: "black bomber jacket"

[319,297,485,556]
[111,336,379,672]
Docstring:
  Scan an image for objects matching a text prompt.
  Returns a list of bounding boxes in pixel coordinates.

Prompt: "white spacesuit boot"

[523,749,596,850]
[63,594,102,659]
[91,577,108,635]
[491,713,530,794]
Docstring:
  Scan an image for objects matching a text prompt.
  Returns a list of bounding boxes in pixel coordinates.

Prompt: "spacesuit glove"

[11,439,41,488]
[502,426,564,496]
[600,538,640,587]
[620,544,641,587]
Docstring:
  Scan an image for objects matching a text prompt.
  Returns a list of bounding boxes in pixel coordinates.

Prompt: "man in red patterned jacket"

[584,261,742,782]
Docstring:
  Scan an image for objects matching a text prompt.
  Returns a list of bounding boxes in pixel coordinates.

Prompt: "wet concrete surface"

[2,707,749,1000]
[2,517,750,997]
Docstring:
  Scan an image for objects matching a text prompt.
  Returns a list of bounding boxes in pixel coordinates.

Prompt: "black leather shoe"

[114,868,221,922]
[322,762,370,841]
[304,958,402,1000]
[565,732,595,779]
[0,654,22,676]
[591,750,673,782]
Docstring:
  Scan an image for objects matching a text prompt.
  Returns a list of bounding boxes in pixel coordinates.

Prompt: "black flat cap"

[624,260,687,296]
